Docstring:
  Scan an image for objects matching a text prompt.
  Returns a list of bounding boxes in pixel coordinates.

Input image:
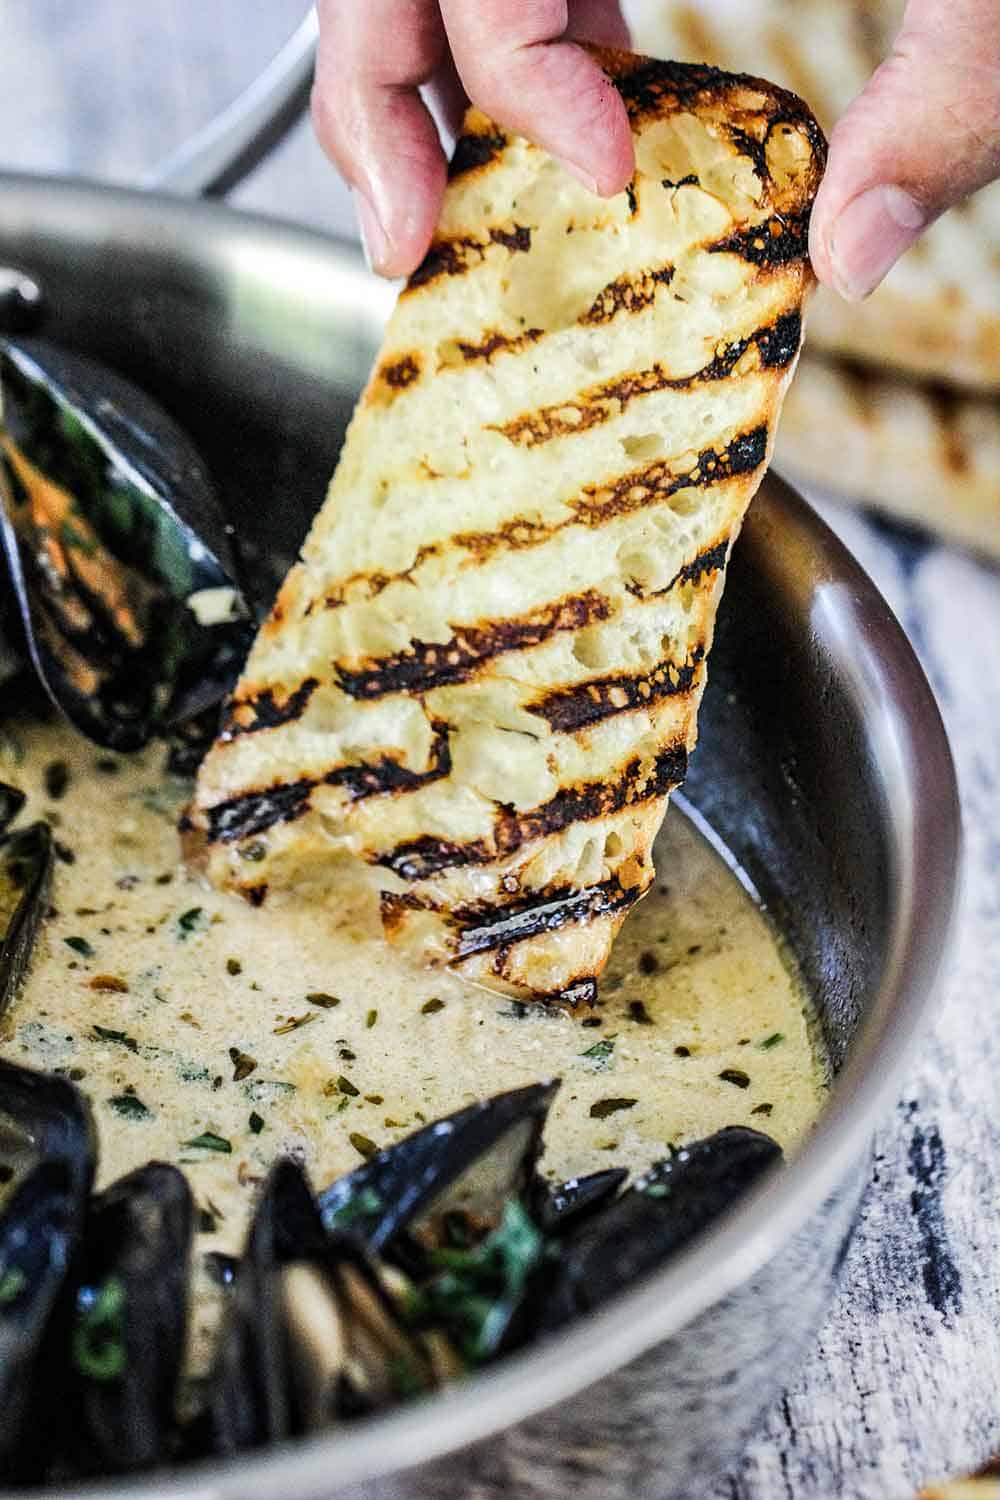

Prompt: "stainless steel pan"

[0,17,961,1499]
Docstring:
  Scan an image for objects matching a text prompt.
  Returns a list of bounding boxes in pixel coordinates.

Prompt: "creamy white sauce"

[1,706,825,1372]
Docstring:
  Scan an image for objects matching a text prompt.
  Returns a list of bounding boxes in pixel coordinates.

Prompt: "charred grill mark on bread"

[526,646,706,734]
[451,878,642,960]
[205,724,453,843]
[493,320,796,447]
[334,589,615,700]
[307,426,768,616]
[191,47,824,1001]
[580,264,676,325]
[710,215,811,268]
[448,128,509,180]
[375,742,690,882]
[220,677,319,741]
[406,225,532,291]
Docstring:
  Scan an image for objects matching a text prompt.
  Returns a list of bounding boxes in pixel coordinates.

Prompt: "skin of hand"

[313,0,1000,302]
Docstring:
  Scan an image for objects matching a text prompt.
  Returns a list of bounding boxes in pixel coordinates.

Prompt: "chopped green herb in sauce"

[64,936,95,958]
[759,1032,785,1050]
[589,1097,638,1119]
[228,1047,257,1082]
[108,1093,151,1120]
[579,1035,617,1069]
[92,1025,138,1053]
[273,1012,316,1036]
[176,907,205,940]
[183,1131,232,1154]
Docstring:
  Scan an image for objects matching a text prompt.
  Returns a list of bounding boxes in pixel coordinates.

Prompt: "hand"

[809,0,1000,299]
[313,0,1000,303]
[312,0,633,278]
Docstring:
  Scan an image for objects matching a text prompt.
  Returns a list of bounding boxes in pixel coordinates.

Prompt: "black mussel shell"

[0,781,25,835]
[282,1234,437,1430]
[318,1081,559,1259]
[0,338,252,750]
[0,572,23,695]
[529,1167,629,1236]
[0,1062,96,1477]
[540,1126,783,1331]
[200,1158,328,1456]
[0,820,53,1017]
[68,1162,193,1474]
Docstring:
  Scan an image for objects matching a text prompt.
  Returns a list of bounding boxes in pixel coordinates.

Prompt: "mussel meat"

[0,338,252,750]
[281,1235,439,1430]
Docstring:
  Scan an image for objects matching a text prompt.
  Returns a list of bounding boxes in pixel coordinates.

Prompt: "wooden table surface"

[2,6,999,1497]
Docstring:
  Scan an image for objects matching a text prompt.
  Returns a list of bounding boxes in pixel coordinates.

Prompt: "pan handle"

[142,8,319,198]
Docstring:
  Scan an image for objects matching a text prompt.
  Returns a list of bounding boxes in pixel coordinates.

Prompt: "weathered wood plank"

[3,9,999,1499]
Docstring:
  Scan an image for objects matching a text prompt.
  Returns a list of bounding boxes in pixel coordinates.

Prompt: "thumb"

[809,0,1000,300]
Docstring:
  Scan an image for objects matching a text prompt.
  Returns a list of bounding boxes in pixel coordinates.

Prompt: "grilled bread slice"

[191,48,824,1004]
[630,0,1000,392]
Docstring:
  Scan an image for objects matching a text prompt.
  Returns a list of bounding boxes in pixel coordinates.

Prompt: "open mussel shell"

[200,1157,328,1456]
[0,338,253,750]
[0,819,53,1017]
[540,1126,783,1332]
[0,1061,96,1477]
[67,1162,193,1474]
[318,1080,559,1260]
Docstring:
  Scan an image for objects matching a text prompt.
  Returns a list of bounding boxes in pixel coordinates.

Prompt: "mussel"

[0,1059,96,1480]
[539,1126,784,1332]
[0,783,24,836]
[0,338,252,750]
[200,1158,329,1455]
[0,819,53,1016]
[67,1163,193,1474]
[0,1053,785,1482]
[318,1080,558,1260]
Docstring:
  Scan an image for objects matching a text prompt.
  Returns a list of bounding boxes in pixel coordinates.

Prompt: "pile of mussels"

[0,1040,781,1484]
[0,339,784,1483]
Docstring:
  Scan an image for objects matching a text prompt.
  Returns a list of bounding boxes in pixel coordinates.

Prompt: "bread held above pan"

[190,48,824,1004]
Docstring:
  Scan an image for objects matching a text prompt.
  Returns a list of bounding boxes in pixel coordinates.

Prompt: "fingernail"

[828,184,926,300]
[554,157,599,194]
[352,186,389,274]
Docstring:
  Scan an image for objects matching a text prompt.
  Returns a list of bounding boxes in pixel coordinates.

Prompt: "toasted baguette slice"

[630,0,1000,392]
[777,352,1000,562]
[191,48,824,1005]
